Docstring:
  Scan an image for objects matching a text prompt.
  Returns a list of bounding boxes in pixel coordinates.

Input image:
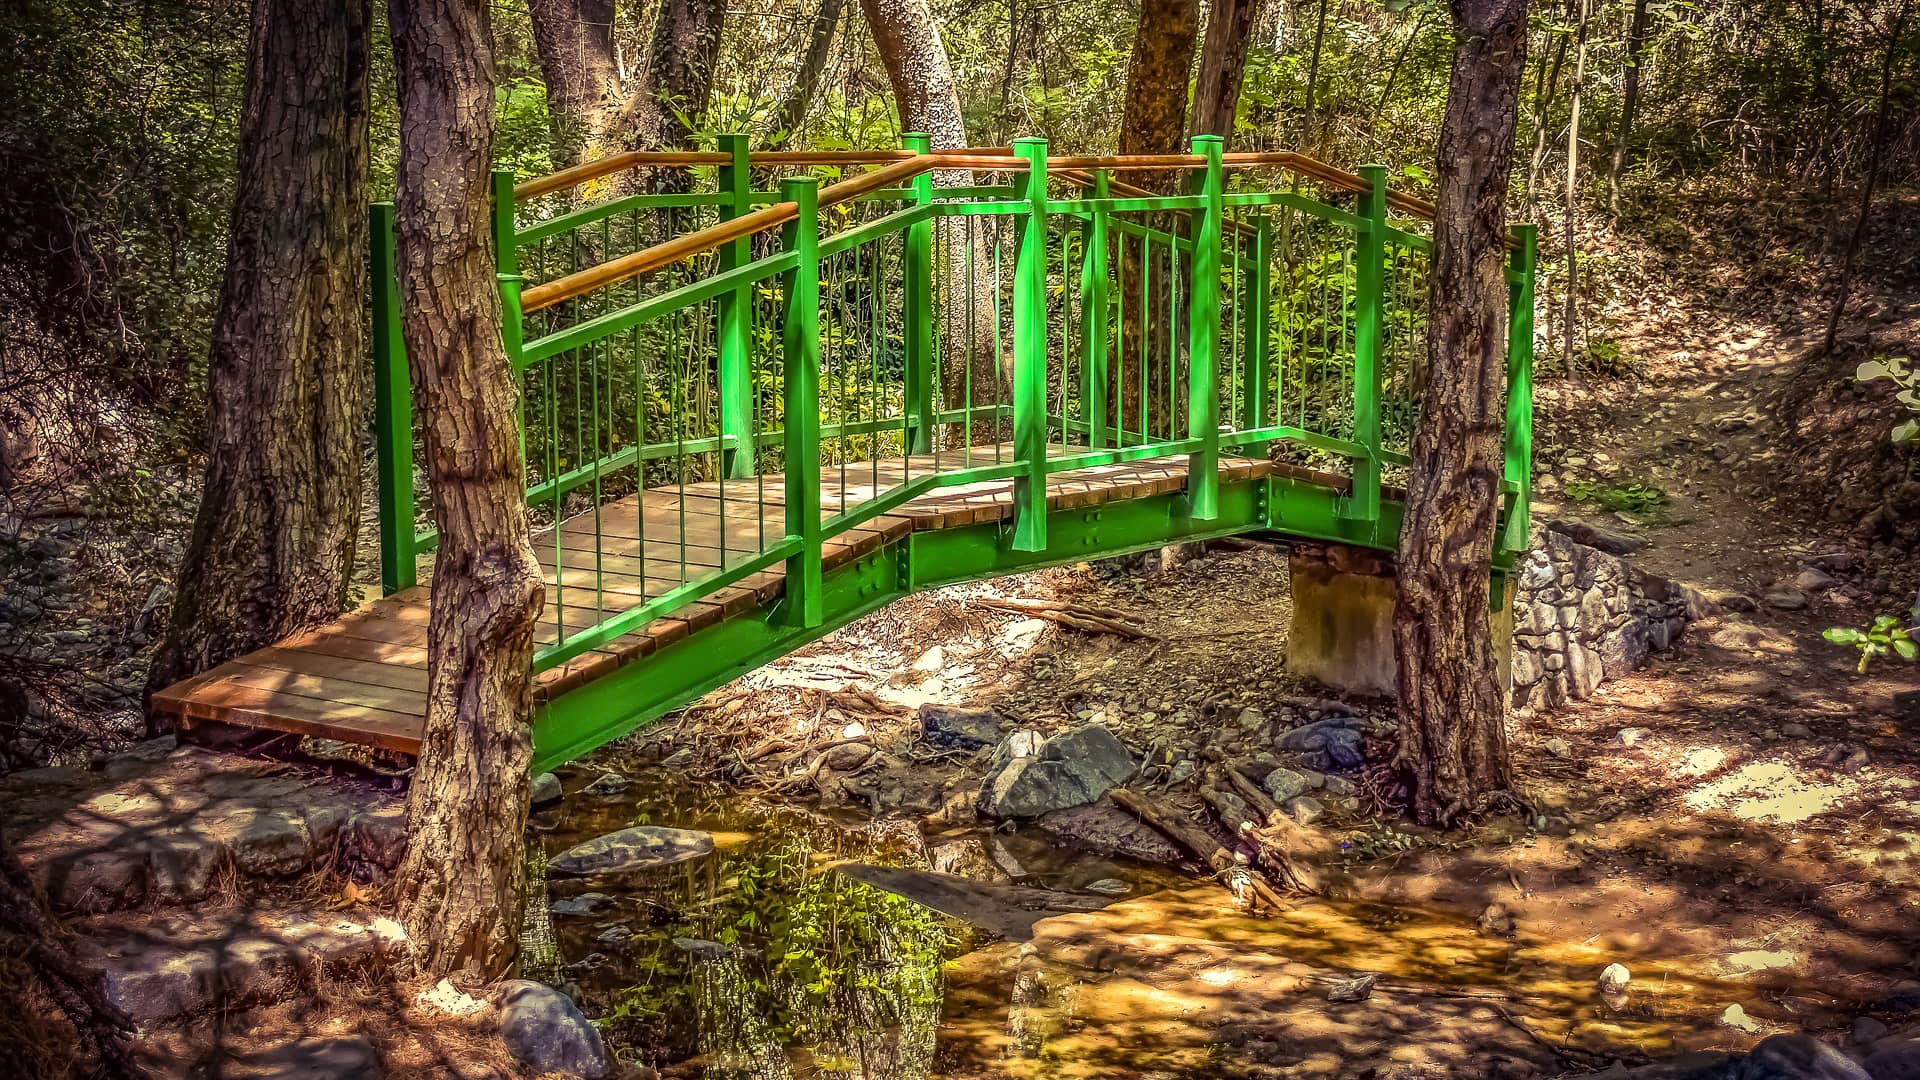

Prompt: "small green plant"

[1855,355,1920,443]
[1564,478,1667,514]
[1823,613,1919,673]
[1584,337,1635,376]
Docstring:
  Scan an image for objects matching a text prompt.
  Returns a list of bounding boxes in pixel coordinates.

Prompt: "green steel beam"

[1010,137,1049,552]
[369,203,415,596]
[780,176,825,628]
[902,133,936,454]
[717,133,756,479]
[1079,170,1112,449]
[1503,223,1539,555]
[1344,164,1388,536]
[1185,135,1224,521]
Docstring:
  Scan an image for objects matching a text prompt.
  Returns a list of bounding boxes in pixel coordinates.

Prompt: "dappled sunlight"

[1682,760,1857,824]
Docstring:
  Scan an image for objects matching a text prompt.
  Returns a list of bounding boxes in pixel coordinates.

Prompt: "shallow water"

[528,769,1814,1078]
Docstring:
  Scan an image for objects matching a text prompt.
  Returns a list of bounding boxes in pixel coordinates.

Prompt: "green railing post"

[717,133,756,478]
[780,177,824,627]
[1345,163,1388,530]
[1185,134,1224,521]
[1502,223,1539,555]
[1079,169,1111,449]
[1240,214,1272,433]
[1010,136,1050,553]
[491,169,524,364]
[902,132,937,454]
[370,202,415,595]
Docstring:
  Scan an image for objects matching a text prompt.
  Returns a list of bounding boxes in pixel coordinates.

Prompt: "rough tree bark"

[1561,0,1589,377]
[863,0,1002,415]
[1190,0,1261,141]
[1393,0,1529,828]
[1,830,142,1078]
[1116,0,1199,438]
[632,0,727,174]
[525,0,625,166]
[144,0,370,719]
[388,0,546,979]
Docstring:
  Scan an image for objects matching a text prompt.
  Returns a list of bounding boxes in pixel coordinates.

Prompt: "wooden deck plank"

[155,448,1290,754]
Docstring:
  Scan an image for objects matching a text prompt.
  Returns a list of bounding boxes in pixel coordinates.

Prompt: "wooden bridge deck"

[152,445,1283,756]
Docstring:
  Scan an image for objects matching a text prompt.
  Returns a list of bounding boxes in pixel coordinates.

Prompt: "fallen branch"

[1200,783,1318,895]
[1108,788,1291,912]
[973,598,1158,640]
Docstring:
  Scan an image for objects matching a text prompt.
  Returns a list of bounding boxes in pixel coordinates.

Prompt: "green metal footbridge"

[153,137,1538,772]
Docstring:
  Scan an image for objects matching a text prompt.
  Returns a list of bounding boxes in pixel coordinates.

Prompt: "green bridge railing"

[369,137,1537,676]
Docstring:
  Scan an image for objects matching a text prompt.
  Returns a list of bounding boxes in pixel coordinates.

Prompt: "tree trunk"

[1605,0,1649,214]
[1822,0,1911,354]
[144,0,371,722]
[634,0,727,162]
[1116,0,1198,438]
[525,0,625,166]
[1191,0,1261,141]
[1,829,143,1078]
[764,0,846,149]
[388,0,545,980]
[1561,0,1589,377]
[862,0,1002,420]
[1392,0,1529,829]
[1299,0,1332,152]
[1521,9,1568,221]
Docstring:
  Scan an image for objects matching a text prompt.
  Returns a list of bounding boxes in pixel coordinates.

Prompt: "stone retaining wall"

[1509,529,1712,711]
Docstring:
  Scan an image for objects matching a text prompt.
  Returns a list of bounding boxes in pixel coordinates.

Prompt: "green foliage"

[1824,613,1920,673]
[1564,478,1666,514]
[1854,356,1920,444]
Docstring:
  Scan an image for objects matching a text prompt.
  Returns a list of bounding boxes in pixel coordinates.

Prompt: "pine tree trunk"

[525,0,624,166]
[862,0,1002,420]
[1116,0,1198,437]
[1191,0,1260,140]
[1392,0,1529,829]
[144,0,370,719]
[388,0,545,980]
[1606,0,1650,214]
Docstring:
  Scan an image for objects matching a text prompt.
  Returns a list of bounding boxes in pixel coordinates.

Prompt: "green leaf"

[1858,360,1891,382]
[1894,419,1919,444]
[1824,627,1867,645]
[1896,638,1917,661]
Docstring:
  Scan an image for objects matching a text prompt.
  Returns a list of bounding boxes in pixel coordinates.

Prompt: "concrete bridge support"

[1285,541,1514,698]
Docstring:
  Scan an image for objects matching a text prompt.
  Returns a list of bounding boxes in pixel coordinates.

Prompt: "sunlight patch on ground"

[1722,949,1799,974]
[1676,747,1728,778]
[1682,761,1856,824]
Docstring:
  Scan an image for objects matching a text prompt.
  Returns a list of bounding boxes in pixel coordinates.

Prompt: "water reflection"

[535,774,965,1078]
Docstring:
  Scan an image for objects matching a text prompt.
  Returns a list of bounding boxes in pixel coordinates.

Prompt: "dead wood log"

[1199,783,1317,895]
[1224,765,1341,869]
[973,598,1157,639]
[1108,788,1290,912]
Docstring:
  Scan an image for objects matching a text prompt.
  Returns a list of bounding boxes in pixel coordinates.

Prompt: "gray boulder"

[978,724,1136,819]
[1735,1035,1869,1080]
[1277,720,1365,770]
[920,705,1004,750]
[530,772,564,808]
[225,1037,382,1080]
[1548,519,1648,556]
[498,980,611,1079]
[549,827,713,876]
[1863,1038,1920,1079]
[1262,766,1312,802]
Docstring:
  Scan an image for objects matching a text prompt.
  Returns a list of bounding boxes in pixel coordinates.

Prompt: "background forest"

[0,0,1916,756]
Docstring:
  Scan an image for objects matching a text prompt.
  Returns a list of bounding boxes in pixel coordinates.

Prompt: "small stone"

[1762,587,1808,611]
[499,979,611,1079]
[1283,796,1325,826]
[1236,707,1266,732]
[978,724,1136,819]
[659,748,694,769]
[549,827,714,876]
[1596,963,1631,995]
[672,937,732,961]
[911,645,947,673]
[1793,568,1838,593]
[1615,727,1650,748]
[919,704,1004,750]
[580,773,630,798]
[1543,737,1574,759]
[1322,775,1357,796]
[1780,723,1813,739]
[1325,972,1377,1003]
[1083,878,1131,896]
[1167,759,1197,786]
[1719,1003,1761,1032]
[531,772,564,807]
[1262,766,1312,802]
[594,926,633,950]
[1852,1016,1889,1047]
[549,893,613,918]
[1478,902,1514,938]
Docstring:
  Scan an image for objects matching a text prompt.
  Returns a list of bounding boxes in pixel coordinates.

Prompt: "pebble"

[580,772,630,798]
[1616,727,1651,748]
[1780,723,1813,739]
[1284,796,1325,826]
[1852,1016,1890,1047]
[1083,878,1132,896]
[1596,962,1631,995]
[1544,737,1574,758]
[1262,766,1312,802]
[1720,1003,1761,1032]
[1477,902,1514,938]
[549,893,614,917]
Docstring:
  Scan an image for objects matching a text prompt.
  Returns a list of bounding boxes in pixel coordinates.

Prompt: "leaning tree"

[144,0,371,713]
[1392,0,1530,827]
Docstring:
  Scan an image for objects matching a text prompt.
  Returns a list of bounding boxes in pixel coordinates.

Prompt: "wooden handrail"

[517,146,1490,311]
[514,146,1017,201]
[520,154,937,313]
